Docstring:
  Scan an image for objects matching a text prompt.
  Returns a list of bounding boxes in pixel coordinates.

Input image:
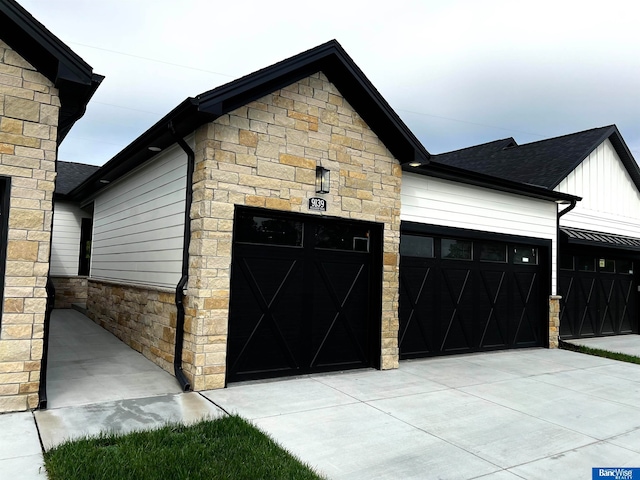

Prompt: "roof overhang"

[0,0,103,143]
[67,40,430,201]
[406,160,581,204]
[560,227,640,252]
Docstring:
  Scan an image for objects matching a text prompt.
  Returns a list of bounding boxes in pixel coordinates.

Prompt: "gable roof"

[54,161,100,197]
[68,40,430,201]
[434,125,640,192]
[0,0,103,143]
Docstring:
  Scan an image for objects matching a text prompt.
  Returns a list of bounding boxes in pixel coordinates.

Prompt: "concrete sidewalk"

[565,335,640,357]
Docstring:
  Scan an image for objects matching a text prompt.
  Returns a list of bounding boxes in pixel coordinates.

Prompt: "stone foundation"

[87,279,178,375]
[50,276,87,308]
[549,295,561,348]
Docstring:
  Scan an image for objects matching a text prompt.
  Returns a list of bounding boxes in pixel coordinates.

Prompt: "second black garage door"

[399,225,549,359]
[226,207,383,383]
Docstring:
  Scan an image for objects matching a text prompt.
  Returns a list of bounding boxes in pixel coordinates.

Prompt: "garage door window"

[441,238,472,260]
[400,235,434,258]
[235,213,303,246]
[599,258,615,273]
[315,224,370,252]
[513,246,537,265]
[560,254,574,270]
[479,241,507,263]
[576,256,595,271]
[618,260,634,275]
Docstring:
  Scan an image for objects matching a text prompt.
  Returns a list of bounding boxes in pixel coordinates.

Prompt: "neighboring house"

[50,161,99,307]
[0,0,101,413]
[53,40,577,398]
[434,126,640,341]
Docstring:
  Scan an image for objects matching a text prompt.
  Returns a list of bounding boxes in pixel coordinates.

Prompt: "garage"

[399,224,550,359]
[226,207,383,383]
[559,228,639,339]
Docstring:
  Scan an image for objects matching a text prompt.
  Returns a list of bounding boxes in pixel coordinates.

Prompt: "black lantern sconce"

[316,166,330,194]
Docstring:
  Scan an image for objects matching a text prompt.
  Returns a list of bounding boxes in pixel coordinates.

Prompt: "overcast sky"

[19,0,640,167]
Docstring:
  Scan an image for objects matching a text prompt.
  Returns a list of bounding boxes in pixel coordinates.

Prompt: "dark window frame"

[0,177,11,329]
[78,218,92,276]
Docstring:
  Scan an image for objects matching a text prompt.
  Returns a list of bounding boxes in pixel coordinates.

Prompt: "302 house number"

[308,197,326,211]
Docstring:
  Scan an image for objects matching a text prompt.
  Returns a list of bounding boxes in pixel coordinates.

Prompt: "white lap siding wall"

[50,201,90,276]
[91,142,189,288]
[554,138,640,238]
[401,172,559,294]
[86,141,190,373]
[50,201,92,307]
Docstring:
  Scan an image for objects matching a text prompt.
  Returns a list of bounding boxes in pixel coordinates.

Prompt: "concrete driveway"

[203,348,640,479]
[6,310,640,479]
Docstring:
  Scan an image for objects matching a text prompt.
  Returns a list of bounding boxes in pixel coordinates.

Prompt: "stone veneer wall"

[50,276,88,309]
[0,40,59,412]
[183,72,402,391]
[87,280,177,374]
[548,295,561,348]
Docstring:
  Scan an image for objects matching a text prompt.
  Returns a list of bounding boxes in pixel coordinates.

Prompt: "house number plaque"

[308,197,327,211]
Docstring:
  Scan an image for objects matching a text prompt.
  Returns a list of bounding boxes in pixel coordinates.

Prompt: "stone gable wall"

[184,72,402,391]
[0,40,59,412]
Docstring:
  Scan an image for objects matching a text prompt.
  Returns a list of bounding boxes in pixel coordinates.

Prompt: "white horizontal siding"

[50,201,91,276]
[555,139,640,239]
[91,141,189,288]
[401,173,559,294]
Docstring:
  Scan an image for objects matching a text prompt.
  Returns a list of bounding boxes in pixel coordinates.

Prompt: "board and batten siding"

[554,138,640,239]
[90,141,190,288]
[401,172,560,293]
[50,201,92,276]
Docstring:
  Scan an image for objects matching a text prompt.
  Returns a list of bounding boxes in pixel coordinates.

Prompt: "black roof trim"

[404,160,581,204]
[0,0,103,142]
[68,40,430,201]
[560,226,640,252]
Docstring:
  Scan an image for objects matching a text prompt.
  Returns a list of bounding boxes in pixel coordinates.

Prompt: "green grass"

[44,415,325,480]
[559,339,640,365]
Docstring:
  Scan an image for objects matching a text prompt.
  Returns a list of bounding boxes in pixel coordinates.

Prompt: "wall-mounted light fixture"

[316,166,330,194]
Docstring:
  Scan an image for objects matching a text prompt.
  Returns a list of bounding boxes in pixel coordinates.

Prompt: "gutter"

[171,124,194,391]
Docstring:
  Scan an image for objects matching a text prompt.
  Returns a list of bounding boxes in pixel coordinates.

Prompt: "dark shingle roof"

[433,126,640,191]
[55,161,100,196]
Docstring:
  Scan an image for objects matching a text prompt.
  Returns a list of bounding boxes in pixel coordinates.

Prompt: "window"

[235,212,303,247]
[560,254,574,270]
[315,223,370,252]
[78,218,92,276]
[513,246,538,265]
[618,260,634,275]
[576,256,595,272]
[400,235,434,258]
[441,239,472,260]
[479,241,507,263]
[599,258,615,273]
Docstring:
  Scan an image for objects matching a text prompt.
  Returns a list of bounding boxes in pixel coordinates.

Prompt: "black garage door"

[226,207,382,383]
[559,251,638,339]
[399,227,549,359]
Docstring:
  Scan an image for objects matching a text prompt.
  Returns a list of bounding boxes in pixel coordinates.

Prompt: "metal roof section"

[0,0,104,142]
[560,226,640,252]
[68,40,431,201]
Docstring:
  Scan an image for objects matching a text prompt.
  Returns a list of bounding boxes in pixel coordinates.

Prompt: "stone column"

[548,295,562,348]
